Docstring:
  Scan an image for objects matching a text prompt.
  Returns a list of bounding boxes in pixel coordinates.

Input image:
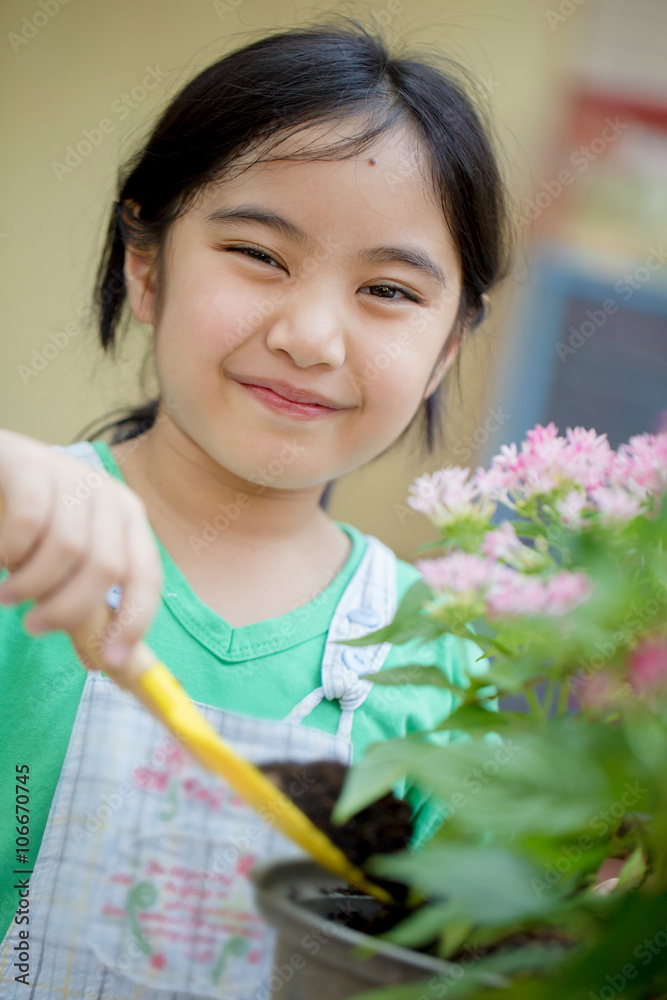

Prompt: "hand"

[0,429,162,669]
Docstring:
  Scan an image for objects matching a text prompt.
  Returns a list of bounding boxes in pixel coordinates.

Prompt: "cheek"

[155,279,255,371]
[358,335,432,413]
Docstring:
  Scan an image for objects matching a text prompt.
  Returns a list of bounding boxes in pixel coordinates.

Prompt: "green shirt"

[0,439,488,940]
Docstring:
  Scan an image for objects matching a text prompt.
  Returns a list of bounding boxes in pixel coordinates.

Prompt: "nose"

[265,289,346,369]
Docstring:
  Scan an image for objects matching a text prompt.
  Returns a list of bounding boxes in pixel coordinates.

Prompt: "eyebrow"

[204,205,448,287]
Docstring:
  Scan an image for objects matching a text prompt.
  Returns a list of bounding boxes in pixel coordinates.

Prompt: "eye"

[216,244,283,268]
[361,284,421,303]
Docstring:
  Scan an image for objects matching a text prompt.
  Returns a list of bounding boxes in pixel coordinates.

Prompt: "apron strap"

[284,533,398,739]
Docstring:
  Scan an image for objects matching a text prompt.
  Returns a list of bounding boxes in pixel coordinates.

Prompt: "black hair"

[85,16,513,509]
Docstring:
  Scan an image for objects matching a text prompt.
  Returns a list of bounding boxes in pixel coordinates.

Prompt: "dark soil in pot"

[258,759,578,964]
[259,759,414,867]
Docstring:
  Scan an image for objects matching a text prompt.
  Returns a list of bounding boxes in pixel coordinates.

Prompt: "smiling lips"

[229,373,350,419]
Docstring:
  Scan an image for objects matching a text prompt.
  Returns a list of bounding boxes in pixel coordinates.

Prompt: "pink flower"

[417,551,590,621]
[415,552,500,593]
[555,489,589,527]
[407,467,493,526]
[473,464,514,508]
[472,424,614,503]
[560,427,615,490]
[481,521,522,561]
[486,575,547,618]
[431,467,479,517]
[473,441,527,504]
[484,570,589,619]
[543,571,591,614]
[469,424,667,512]
[589,486,644,524]
[407,471,445,518]
[611,433,667,499]
[628,637,667,694]
[523,422,566,487]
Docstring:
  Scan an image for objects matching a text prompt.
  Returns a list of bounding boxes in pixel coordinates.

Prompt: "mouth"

[228,374,349,420]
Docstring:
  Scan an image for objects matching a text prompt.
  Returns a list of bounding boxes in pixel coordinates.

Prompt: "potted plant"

[251,760,509,998]
[252,422,667,1000]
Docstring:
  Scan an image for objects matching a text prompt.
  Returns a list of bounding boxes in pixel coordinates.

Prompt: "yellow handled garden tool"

[81,617,392,901]
[0,490,391,903]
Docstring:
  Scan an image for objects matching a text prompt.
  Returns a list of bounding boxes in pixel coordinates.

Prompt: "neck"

[109,415,332,558]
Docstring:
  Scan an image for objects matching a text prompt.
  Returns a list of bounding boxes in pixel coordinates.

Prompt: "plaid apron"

[0,442,397,999]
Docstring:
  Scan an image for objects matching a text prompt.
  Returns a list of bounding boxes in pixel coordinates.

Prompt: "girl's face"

[126,123,464,491]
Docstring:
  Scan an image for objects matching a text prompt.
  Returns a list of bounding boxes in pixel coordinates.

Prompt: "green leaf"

[362,664,467,695]
[616,845,647,891]
[368,843,558,924]
[432,704,513,731]
[502,887,667,1000]
[331,741,417,822]
[333,580,439,647]
[512,521,547,538]
[378,900,455,949]
[440,918,476,959]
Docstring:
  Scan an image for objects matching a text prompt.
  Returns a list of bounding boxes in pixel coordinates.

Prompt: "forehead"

[190,121,460,269]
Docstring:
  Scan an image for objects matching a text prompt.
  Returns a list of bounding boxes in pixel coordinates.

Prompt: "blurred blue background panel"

[484,244,667,463]
[546,288,667,449]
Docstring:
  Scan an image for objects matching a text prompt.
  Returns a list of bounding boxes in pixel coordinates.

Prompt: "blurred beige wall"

[0,0,592,559]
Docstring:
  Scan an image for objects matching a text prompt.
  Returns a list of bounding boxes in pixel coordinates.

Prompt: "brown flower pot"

[251,857,487,1000]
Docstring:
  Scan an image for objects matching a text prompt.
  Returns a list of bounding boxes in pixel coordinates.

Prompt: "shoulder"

[50,439,127,492]
[51,438,118,474]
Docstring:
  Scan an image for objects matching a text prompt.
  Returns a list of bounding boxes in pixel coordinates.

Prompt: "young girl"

[0,18,512,998]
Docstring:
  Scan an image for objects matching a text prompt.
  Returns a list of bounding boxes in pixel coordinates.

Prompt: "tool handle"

[0,488,394,904]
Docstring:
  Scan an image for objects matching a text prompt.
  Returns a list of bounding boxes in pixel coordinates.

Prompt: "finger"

[26,480,129,651]
[73,485,130,665]
[5,475,92,610]
[19,499,107,638]
[101,495,162,669]
[0,471,55,581]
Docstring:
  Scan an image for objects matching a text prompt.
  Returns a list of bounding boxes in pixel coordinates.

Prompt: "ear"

[121,202,158,325]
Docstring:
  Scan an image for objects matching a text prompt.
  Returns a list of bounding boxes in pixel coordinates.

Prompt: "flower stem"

[524,685,542,717]
[557,680,571,715]
[542,677,557,719]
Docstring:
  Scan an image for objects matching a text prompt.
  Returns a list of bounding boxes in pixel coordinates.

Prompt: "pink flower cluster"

[407,466,489,525]
[613,432,667,498]
[480,521,522,561]
[475,424,667,523]
[409,424,667,621]
[416,551,590,620]
[409,424,667,530]
[475,425,611,502]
